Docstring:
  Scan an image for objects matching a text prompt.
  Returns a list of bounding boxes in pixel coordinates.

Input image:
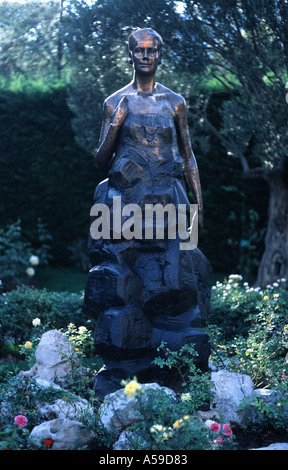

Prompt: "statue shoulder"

[103,84,133,115]
[157,83,186,111]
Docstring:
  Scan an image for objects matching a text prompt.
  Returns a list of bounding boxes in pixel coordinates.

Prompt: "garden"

[1,254,288,450]
[1,0,288,452]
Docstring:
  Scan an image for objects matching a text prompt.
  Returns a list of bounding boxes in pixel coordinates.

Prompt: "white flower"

[229,274,243,280]
[26,267,35,277]
[29,255,39,266]
[181,393,192,402]
[32,318,41,327]
[78,326,87,334]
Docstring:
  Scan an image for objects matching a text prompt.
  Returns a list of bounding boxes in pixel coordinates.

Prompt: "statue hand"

[112,96,129,127]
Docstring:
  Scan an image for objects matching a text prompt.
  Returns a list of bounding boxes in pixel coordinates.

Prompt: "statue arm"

[96,97,128,168]
[175,98,204,228]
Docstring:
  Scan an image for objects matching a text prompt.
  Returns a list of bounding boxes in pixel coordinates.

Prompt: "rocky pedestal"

[83,177,211,399]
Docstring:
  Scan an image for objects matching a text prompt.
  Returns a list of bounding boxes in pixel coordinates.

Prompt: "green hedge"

[0,80,103,265]
[0,285,93,349]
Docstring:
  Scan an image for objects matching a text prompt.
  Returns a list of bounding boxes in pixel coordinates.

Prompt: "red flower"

[210,421,221,432]
[44,439,53,447]
[222,424,233,436]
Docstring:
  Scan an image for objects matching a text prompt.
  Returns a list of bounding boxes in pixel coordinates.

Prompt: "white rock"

[210,369,254,425]
[29,418,96,450]
[100,382,176,432]
[20,330,79,385]
[34,377,63,390]
[250,443,288,450]
[38,397,93,421]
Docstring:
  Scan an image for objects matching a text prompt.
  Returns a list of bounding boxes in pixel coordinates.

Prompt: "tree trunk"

[255,169,288,287]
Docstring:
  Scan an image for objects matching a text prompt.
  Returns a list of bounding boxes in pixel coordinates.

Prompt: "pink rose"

[14,415,28,428]
[222,423,233,436]
[210,421,221,432]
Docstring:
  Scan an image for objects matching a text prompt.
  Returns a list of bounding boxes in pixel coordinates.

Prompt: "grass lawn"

[36,266,88,293]
[35,266,229,294]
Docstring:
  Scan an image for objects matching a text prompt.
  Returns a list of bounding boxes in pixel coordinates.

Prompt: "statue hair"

[128,28,163,52]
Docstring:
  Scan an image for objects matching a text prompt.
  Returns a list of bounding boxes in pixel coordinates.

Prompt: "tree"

[177,0,288,286]
[0,0,65,79]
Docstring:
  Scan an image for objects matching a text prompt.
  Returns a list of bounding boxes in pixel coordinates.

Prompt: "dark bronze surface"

[84,29,211,399]
[96,28,203,227]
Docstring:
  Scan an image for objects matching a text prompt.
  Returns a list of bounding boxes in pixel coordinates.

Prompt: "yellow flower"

[274,293,279,298]
[124,379,142,397]
[150,424,172,441]
[24,341,32,349]
[173,418,184,429]
[263,295,269,301]
[150,424,164,433]
[277,403,282,407]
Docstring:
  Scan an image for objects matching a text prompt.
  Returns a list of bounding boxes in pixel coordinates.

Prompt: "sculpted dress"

[84,107,211,398]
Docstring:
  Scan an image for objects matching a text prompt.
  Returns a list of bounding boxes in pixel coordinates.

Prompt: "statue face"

[130,32,161,75]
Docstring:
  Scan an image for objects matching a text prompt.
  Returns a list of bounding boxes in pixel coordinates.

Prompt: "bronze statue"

[84,28,211,399]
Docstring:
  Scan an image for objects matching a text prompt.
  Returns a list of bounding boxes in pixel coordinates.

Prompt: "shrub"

[209,277,288,388]
[0,219,51,290]
[0,285,93,350]
[153,342,212,414]
[209,274,260,338]
[118,381,214,450]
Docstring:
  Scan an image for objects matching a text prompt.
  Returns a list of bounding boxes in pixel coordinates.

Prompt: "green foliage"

[0,219,51,289]
[209,274,259,338]
[113,382,214,450]
[240,377,288,433]
[114,375,236,450]
[1,274,288,449]
[208,276,288,388]
[0,373,53,450]
[153,342,212,414]
[0,0,63,80]
[0,285,91,349]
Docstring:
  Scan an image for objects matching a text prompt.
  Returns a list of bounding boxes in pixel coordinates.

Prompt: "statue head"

[128,28,163,69]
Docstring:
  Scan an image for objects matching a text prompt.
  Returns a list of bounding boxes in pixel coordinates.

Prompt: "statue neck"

[133,73,156,94]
